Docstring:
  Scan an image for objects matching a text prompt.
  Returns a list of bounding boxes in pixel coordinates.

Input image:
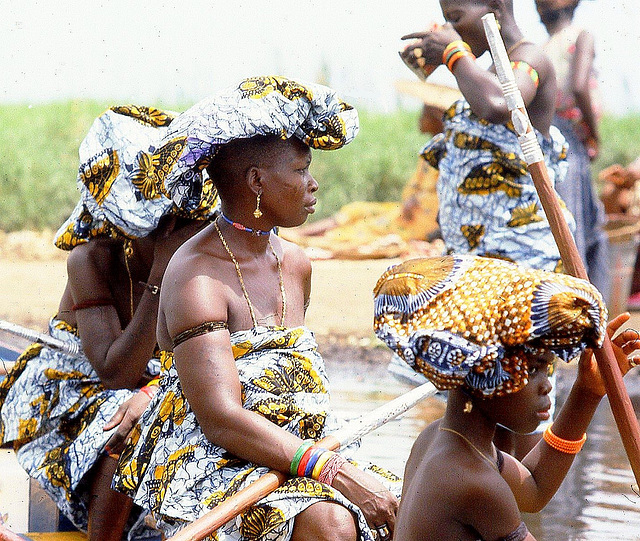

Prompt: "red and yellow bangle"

[442,40,475,73]
[543,425,587,454]
[139,385,157,399]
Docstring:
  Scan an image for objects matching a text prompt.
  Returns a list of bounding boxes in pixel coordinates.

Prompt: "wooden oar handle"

[482,12,640,485]
[167,381,437,541]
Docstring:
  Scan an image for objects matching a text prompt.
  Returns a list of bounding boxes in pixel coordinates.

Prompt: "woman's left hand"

[578,313,640,397]
[103,389,154,455]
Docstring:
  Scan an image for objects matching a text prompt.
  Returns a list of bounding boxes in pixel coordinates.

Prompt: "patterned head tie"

[54,105,217,250]
[156,75,359,209]
[373,255,607,397]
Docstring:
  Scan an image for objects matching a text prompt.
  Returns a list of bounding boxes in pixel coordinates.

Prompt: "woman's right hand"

[331,462,399,536]
[400,23,462,67]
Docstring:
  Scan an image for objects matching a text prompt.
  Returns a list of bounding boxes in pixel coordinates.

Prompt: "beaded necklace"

[220,212,271,237]
[214,220,286,327]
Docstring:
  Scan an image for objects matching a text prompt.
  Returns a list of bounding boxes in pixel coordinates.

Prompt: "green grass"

[1,100,639,232]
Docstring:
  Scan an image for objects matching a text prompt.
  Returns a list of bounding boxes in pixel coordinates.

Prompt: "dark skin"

[396,313,640,541]
[400,0,557,138]
[156,137,398,541]
[536,1,600,159]
[55,215,208,541]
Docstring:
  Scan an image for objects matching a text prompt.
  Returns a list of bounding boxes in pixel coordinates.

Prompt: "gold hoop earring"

[253,191,263,219]
[464,399,473,413]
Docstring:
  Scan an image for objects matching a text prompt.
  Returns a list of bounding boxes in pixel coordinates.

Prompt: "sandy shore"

[0,230,398,341]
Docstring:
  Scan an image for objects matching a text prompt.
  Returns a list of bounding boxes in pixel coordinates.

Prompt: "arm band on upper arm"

[71,298,114,311]
[172,321,229,349]
[511,61,540,88]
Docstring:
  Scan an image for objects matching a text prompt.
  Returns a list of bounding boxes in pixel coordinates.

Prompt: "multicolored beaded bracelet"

[442,40,476,73]
[543,425,587,454]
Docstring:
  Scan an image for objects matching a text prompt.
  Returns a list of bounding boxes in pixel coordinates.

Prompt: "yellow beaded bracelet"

[543,425,587,454]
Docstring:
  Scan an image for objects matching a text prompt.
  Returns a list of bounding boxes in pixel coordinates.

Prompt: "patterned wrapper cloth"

[424,99,575,273]
[0,104,219,538]
[373,255,606,397]
[0,319,159,538]
[114,327,401,540]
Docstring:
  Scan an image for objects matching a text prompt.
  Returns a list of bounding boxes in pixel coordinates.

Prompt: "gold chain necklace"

[123,240,135,321]
[439,426,499,472]
[214,220,286,327]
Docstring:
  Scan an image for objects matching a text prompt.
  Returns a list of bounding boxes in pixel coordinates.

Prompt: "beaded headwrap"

[156,75,359,208]
[54,105,217,250]
[373,255,607,397]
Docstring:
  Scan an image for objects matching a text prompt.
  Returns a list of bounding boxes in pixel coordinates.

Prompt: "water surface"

[325,357,640,540]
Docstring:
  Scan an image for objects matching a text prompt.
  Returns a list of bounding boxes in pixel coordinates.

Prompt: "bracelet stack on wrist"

[442,40,476,73]
[543,424,587,454]
[290,441,348,485]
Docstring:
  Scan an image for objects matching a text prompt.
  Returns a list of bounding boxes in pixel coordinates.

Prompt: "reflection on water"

[325,358,640,540]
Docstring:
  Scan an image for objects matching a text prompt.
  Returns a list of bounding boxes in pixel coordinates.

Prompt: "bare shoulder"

[276,234,311,274]
[516,41,554,79]
[400,438,522,540]
[66,237,113,275]
[159,226,230,345]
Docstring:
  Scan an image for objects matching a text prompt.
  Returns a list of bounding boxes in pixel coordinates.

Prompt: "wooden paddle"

[166,380,437,541]
[482,13,640,485]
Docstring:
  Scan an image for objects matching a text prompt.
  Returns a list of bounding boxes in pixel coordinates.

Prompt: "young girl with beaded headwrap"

[112,76,402,541]
[373,255,640,540]
[0,106,217,539]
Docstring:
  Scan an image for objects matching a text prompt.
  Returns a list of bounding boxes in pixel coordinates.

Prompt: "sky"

[2,0,639,115]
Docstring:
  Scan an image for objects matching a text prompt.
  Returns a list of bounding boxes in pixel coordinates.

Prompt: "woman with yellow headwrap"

[112,76,402,541]
[0,105,216,540]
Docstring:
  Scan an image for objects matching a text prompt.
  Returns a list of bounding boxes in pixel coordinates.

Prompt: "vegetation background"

[1,100,640,232]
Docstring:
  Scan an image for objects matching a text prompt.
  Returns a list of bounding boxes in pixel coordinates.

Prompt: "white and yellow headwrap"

[54,105,217,250]
[55,76,358,249]
[158,75,359,209]
[374,255,607,397]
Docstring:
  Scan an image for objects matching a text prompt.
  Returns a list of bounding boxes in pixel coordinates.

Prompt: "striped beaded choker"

[220,212,271,236]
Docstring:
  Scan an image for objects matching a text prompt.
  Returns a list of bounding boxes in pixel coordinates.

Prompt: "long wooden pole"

[482,13,640,485]
[167,381,437,541]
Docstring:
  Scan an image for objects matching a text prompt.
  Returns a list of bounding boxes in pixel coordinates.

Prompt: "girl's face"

[439,0,492,56]
[484,352,555,434]
[259,138,318,229]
